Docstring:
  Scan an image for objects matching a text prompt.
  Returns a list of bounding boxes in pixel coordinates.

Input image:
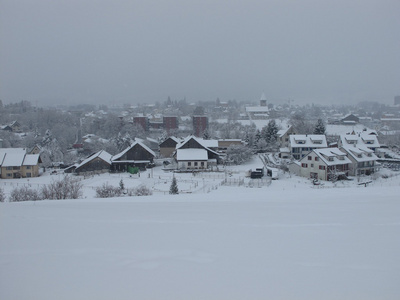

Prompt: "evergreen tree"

[119,179,125,191]
[265,119,279,144]
[203,128,211,140]
[169,176,179,195]
[313,119,326,135]
[254,129,261,147]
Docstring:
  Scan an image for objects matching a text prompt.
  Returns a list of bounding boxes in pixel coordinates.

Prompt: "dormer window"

[328,157,334,161]
[338,156,344,160]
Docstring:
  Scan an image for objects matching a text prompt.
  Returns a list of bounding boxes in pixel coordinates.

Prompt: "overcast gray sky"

[1,0,399,106]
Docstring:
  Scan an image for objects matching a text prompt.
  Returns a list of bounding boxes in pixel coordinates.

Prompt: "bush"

[9,186,41,202]
[41,176,83,200]
[127,185,152,196]
[95,183,122,198]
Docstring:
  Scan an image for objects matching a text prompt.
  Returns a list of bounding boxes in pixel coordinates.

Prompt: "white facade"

[299,148,351,181]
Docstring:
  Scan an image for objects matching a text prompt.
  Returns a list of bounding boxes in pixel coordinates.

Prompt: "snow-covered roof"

[325,124,377,136]
[340,133,380,149]
[112,141,156,161]
[245,106,269,113]
[0,148,26,154]
[176,149,208,161]
[76,150,112,170]
[23,154,40,166]
[197,138,218,148]
[289,135,327,148]
[341,145,378,163]
[2,153,25,167]
[313,148,352,166]
[176,136,219,156]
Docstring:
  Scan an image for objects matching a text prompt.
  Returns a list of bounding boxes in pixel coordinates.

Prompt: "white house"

[340,145,379,176]
[174,136,220,170]
[289,134,328,160]
[299,148,351,181]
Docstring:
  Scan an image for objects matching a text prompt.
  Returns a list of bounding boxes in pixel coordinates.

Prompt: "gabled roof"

[289,135,327,148]
[277,126,292,137]
[112,141,155,161]
[159,136,181,147]
[176,135,219,156]
[340,133,380,149]
[23,154,41,166]
[2,153,25,167]
[341,145,378,163]
[312,148,352,166]
[75,150,112,170]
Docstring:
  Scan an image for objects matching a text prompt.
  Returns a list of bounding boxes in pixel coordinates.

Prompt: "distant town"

[0,94,400,182]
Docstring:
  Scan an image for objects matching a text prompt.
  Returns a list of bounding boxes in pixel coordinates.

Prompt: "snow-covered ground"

[1,157,400,300]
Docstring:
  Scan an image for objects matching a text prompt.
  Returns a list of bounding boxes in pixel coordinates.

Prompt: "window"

[7,173,12,177]
[301,163,308,168]
[200,162,204,167]
[311,164,314,168]
[13,166,20,170]
[26,166,31,169]
[319,165,326,170]
[26,173,32,177]
[188,162,191,166]
[308,156,312,160]
[194,162,198,166]
[315,157,319,161]
[6,167,12,170]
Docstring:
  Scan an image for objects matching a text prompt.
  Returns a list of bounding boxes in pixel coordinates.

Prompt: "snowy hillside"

[1,160,400,300]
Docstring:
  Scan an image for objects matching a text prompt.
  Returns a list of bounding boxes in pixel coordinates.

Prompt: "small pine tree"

[314,119,326,135]
[119,179,125,191]
[169,176,179,195]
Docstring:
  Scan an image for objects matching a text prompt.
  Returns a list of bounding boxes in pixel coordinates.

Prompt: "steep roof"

[75,150,112,170]
[176,135,219,156]
[112,141,155,161]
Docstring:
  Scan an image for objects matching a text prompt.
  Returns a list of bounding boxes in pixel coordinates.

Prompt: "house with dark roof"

[111,141,155,172]
[74,150,113,175]
[159,136,181,158]
[174,136,220,170]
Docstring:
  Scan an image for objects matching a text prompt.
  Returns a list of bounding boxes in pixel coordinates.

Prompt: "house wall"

[21,165,39,178]
[178,160,208,170]
[1,165,40,179]
[299,152,328,180]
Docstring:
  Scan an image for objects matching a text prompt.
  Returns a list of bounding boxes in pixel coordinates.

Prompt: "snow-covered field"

[1,158,400,300]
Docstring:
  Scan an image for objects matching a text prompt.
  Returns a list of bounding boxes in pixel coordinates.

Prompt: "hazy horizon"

[1,0,399,107]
